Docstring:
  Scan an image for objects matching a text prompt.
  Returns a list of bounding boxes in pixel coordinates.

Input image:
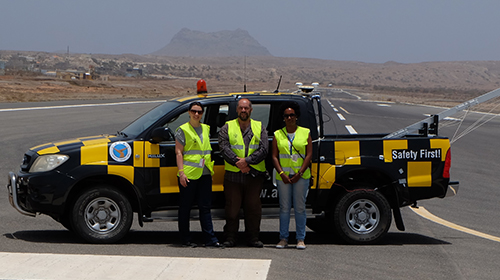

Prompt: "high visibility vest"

[225,119,266,172]
[177,122,214,179]
[274,126,311,180]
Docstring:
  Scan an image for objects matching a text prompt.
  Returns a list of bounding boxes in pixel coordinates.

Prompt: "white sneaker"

[297,240,306,250]
[276,239,288,249]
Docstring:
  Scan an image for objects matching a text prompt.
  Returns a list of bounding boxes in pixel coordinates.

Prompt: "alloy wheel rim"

[84,197,121,234]
[345,198,380,234]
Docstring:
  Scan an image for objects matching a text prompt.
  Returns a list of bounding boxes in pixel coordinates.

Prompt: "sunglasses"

[190,109,204,114]
[283,113,296,118]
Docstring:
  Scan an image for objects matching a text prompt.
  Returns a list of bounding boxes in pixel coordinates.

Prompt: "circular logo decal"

[109,141,132,162]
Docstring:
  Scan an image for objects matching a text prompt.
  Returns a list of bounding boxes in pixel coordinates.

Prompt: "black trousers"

[178,174,218,245]
[223,173,264,243]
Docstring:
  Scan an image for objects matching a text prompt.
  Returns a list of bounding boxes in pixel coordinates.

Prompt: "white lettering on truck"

[392,149,441,161]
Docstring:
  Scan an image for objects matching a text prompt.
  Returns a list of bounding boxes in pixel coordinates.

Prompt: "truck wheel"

[71,185,133,244]
[334,190,391,244]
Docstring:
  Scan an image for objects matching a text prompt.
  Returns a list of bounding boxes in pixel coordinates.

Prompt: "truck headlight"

[29,154,69,173]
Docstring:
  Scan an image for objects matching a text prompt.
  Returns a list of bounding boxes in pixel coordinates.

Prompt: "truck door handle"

[213,150,223,158]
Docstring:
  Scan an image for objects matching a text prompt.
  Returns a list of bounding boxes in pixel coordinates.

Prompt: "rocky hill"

[151,28,272,57]
[1,50,500,110]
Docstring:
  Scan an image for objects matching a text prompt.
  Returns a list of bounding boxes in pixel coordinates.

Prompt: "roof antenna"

[273,75,282,93]
[243,56,247,92]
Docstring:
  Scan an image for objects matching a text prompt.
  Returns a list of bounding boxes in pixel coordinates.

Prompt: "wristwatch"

[298,171,303,176]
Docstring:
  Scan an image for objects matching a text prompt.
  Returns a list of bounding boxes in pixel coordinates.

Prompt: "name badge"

[199,158,205,167]
[291,154,299,162]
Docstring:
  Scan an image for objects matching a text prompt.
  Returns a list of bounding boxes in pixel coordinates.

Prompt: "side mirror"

[150,127,174,143]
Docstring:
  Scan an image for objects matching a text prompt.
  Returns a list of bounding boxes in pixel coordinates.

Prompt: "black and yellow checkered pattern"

[30,133,450,195]
[313,137,450,190]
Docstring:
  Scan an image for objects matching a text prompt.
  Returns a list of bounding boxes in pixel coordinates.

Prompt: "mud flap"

[392,206,405,231]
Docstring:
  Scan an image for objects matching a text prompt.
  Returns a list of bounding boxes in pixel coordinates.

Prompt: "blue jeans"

[277,177,309,241]
[178,174,218,245]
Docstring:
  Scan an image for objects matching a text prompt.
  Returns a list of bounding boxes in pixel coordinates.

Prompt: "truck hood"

[30,135,120,156]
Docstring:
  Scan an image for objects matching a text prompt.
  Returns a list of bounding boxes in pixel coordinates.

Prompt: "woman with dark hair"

[175,101,222,248]
[271,101,312,249]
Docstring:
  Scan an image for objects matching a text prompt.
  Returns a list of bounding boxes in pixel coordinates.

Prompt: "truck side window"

[163,110,190,135]
[251,104,270,133]
[214,104,229,133]
[268,103,284,136]
[202,104,229,138]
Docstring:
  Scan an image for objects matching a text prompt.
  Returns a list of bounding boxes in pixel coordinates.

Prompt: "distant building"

[43,70,57,77]
[126,67,143,77]
[56,70,93,80]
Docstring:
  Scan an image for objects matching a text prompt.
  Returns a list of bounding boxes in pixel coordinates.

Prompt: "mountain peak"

[151,29,272,57]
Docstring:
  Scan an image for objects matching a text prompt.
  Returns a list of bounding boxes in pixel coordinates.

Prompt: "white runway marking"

[345,125,358,134]
[340,90,361,100]
[339,107,350,114]
[423,114,461,121]
[326,100,338,111]
[0,100,164,113]
[336,113,346,121]
[0,252,271,280]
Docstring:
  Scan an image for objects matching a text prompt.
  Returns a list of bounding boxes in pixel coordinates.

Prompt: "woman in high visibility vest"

[271,101,313,250]
[175,101,222,248]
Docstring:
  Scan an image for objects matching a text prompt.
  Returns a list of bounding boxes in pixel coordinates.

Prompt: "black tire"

[333,190,392,245]
[71,185,133,244]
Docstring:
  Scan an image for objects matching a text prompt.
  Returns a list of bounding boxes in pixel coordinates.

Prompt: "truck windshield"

[120,101,181,138]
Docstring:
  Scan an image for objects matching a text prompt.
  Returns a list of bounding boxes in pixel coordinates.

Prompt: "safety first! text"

[392,149,441,161]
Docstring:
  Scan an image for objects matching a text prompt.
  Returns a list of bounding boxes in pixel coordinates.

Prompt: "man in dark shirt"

[218,98,269,247]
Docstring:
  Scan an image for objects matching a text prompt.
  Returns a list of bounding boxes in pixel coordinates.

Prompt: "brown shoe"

[296,240,306,250]
[276,239,288,249]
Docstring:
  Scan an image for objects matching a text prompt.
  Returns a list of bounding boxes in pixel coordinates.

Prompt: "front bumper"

[7,172,36,217]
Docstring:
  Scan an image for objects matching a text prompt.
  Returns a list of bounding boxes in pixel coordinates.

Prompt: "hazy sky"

[1,0,499,63]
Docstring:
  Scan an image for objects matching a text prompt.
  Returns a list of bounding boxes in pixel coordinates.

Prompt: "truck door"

[249,103,278,205]
[141,102,230,210]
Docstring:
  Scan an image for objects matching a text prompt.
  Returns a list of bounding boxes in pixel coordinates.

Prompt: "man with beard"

[218,98,269,247]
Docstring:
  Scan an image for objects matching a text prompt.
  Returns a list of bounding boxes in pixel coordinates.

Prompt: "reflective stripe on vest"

[225,119,266,172]
[274,126,311,180]
[177,122,214,179]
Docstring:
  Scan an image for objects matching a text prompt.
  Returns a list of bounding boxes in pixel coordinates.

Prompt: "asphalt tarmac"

[1,92,499,279]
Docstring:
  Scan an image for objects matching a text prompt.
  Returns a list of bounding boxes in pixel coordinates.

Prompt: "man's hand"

[240,166,251,173]
[236,157,249,169]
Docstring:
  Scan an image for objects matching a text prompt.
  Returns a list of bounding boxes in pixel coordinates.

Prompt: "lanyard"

[287,134,295,154]
[282,128,295,155]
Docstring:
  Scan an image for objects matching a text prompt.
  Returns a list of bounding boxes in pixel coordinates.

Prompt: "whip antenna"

[243,56,247,92]
[274,75,282,93]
